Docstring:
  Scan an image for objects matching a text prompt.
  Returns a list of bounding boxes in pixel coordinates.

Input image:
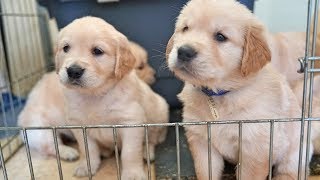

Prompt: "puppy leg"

[72,129,101,177]
[273,146,311,180]
[120,127,146,180]
[187,135,224,180]
[26,129,79,161]
[143,143,155,162]
[237,152,268,180]
[144,127,167,162]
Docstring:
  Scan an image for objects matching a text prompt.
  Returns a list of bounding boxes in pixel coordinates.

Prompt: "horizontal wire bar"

[308,69,320,73]
[3,117,320,131]
[300,56,320,61]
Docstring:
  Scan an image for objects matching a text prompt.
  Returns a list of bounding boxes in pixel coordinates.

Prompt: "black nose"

[67,64,85,79]
[177,45,197,62]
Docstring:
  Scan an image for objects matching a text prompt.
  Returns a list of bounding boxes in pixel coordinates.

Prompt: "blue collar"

[201,87,230,97]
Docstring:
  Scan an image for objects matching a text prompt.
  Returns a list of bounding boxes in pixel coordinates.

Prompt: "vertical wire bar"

[268,121,274,180]
[82,128,92,180]
[22,129,35,179]
[144,126,151,180]
[113,127,121,180]
[298,0,313,179]
[175,124,181,180]
[207,123,212,180]
[0,142,8,180]
[52,128,63,180]
[238,122,243,180]
[305,1,319,179]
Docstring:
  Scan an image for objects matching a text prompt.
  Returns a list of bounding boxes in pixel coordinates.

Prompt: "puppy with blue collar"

[166,0,310,179]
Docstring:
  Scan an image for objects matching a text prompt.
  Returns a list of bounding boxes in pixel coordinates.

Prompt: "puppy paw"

[59,146,79,161]
[121,168,147,180]
[73,160,99,177]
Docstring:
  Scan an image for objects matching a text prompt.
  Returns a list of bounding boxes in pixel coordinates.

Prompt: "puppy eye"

[63,44,70,53]
[138,63,145,70]
[215,32,228,42]
[92,47,104,56]
[182,26,189,32]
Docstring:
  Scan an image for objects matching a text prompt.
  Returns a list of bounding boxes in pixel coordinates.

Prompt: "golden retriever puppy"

[166,0,309,179]
[292,76,320,155]
[55,16,168,178]
[270,32,306,85]
[130,41,156,85]
[18,40,158,161]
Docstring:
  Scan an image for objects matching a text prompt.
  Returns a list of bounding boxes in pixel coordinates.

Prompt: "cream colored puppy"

[41,16,167,178]
[166,0,309,179]
[55,16,168,177]
[269,32,306,86]
[130,41,156,85]
[18,41,159,162]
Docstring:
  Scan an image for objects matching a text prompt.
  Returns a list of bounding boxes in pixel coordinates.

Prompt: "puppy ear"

[166,34,175,61]
[115,37,136,79]
[241,24,271,76]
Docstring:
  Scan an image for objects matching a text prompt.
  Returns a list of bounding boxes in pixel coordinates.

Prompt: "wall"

[255,0,309,32]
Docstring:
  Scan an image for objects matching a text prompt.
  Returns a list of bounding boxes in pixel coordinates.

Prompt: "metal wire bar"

[52,128,63,180]
[0,142,8,180]
[0,132,20,149]
[238,122,242,180]
[175,124,181,180]
[268,121,274,180]
[207,123,212,180]
[306,56,320,61]
[2,118,320,132]
[144,126,151,180]
[82,128,92,180]
[113,127,121,180]
[22,129,35,179]
[305,1,319,179]
[308,69,320,73]
[298,0,313,178]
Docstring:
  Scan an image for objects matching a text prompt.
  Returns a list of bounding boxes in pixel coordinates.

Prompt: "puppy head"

[129,41,156,85]
[55,16,135,92]
[166,0,271,87]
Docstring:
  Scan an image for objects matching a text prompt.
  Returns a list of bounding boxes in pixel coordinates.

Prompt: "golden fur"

[130,41,156,85]
[19,17,169,178]
[18,44,156,161]
[292,77,320,155]
[166,0,310,179]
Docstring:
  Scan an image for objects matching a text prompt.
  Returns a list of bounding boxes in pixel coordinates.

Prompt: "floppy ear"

[115,37,136,79]
[166,34,175,62]
[241,24,271,76]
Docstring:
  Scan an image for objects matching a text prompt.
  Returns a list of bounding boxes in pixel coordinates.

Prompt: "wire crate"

[1,0,320,180]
